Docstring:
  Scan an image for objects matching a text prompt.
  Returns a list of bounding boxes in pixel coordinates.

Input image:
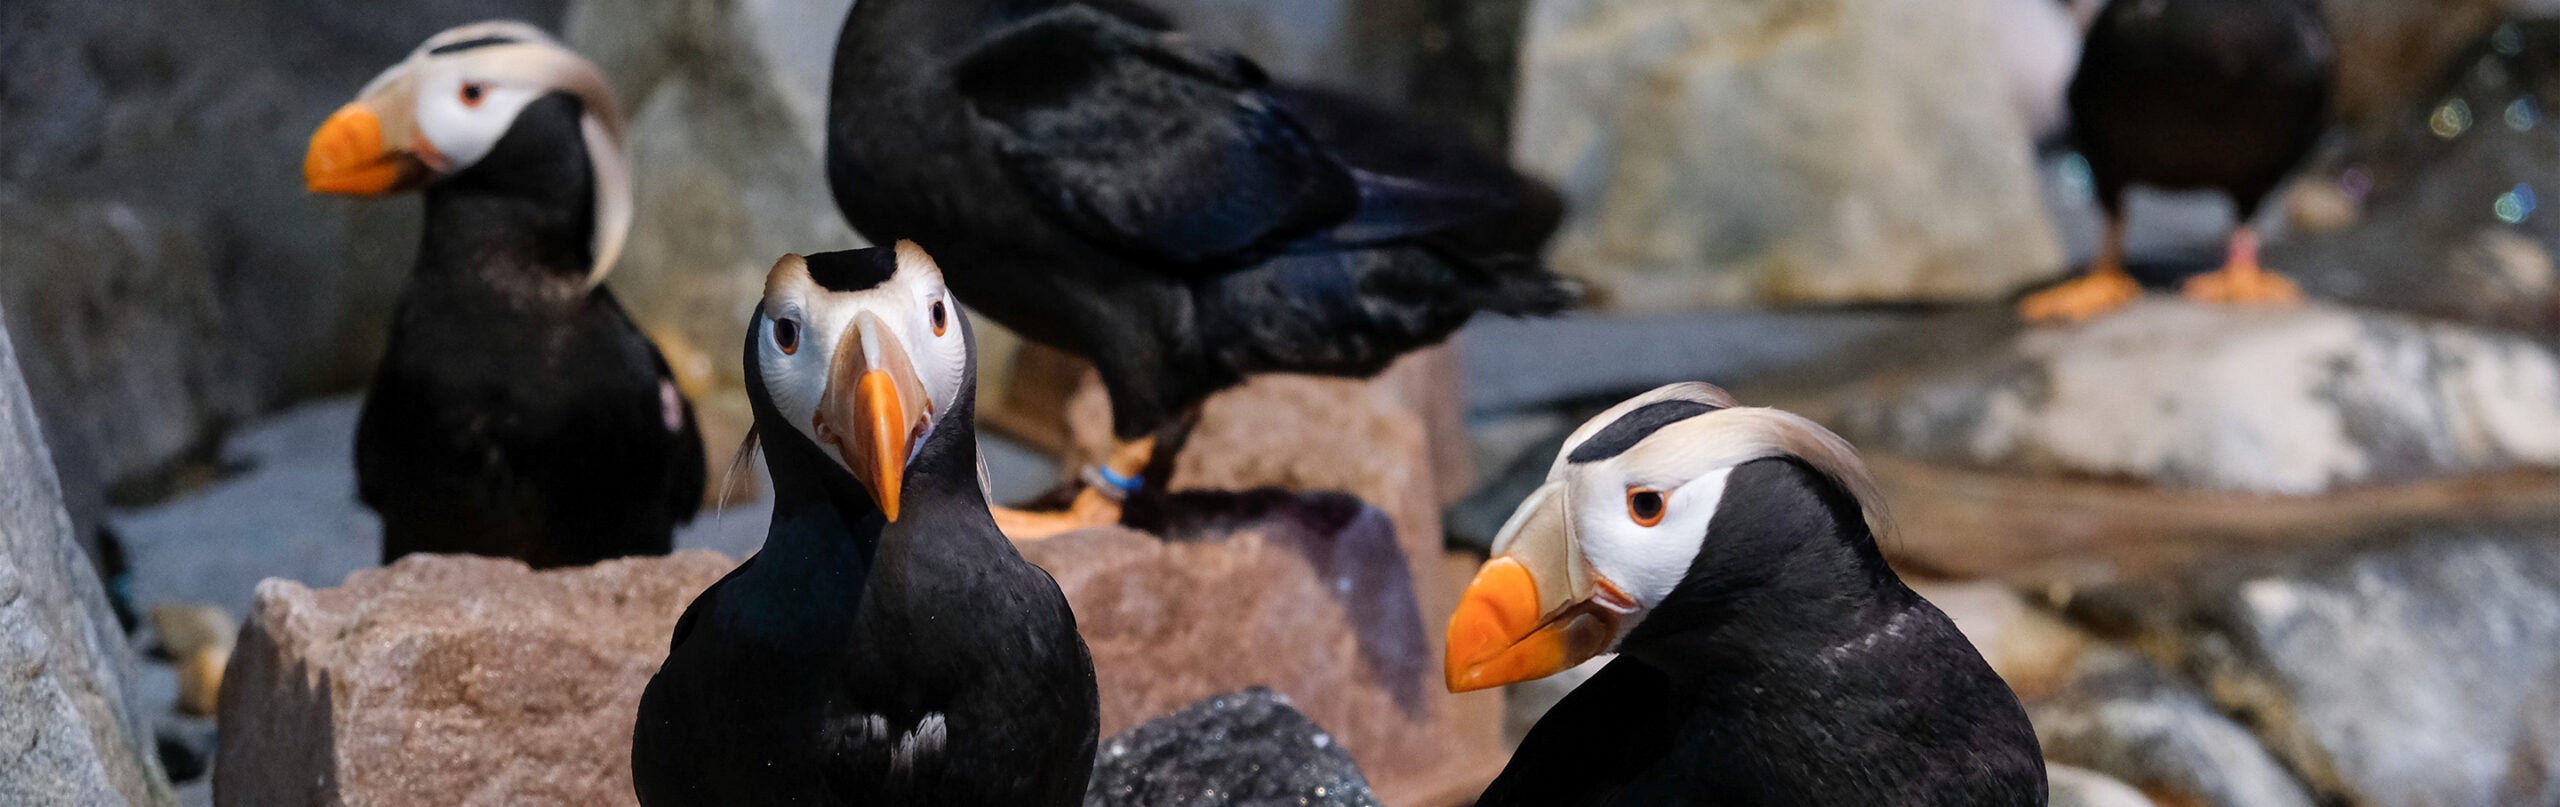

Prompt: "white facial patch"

[411,62,546,173]
[1569,465,1731,612]
[756,246,971,474]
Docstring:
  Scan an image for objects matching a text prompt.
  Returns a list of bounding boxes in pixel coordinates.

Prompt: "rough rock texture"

[1813,299,2560,495]
[1062,347,1501,806]
[212,552,734,806]
[1085,687,1381,807]
[0,0,567,547]
[2031,649,2319,807]
[2284,20,2560,338]
[1511,0,2062,309]
[2182,524,2560,806]
[0,305,173,805]
[1022,515,1487,807]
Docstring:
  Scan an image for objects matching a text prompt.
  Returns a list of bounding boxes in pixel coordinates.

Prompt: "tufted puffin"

[825,0,1576,535]
[2021,0,2334,322]
[1448,383,2046,806]
[632,243,1099,806]
[303,22,703,567]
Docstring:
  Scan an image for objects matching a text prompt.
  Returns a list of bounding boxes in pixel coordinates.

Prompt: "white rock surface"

[1823,300,2560,494]
[0,303,173,805]
[1512,0,2063,308]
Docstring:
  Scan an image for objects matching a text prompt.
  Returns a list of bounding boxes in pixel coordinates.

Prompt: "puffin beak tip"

[304,102,412,196]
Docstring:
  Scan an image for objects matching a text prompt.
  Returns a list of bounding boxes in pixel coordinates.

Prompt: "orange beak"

[1445,482,1637,692]
[814,312,931,521]
[304,102,422,195]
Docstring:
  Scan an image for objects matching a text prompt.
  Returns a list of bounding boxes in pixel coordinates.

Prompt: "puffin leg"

[992,408,1199,541]
[2019,215,2140,322]
[2181,226,2302,306]
[992,436,1151,541]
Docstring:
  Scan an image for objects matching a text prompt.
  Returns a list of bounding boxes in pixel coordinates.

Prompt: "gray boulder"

[1085,687,1380,807]
[0,301,173,805]
[2031,649,2317,807]
[1812,299,2560,495]
[2191,523,2560,806]
[1511,0,2062,309]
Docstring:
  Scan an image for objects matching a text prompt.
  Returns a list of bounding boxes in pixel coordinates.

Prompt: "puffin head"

[1443,382,1887,693]
[303,21,631,285]
[748,242,971,522]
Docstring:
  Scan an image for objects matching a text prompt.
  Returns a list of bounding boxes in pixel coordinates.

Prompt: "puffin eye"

[773,317,801,355]
[1626,487,1666,527]
[929,300,949,337]
[460,82,487,108]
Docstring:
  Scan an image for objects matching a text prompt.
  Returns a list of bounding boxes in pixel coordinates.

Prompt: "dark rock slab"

[1085,687,1380,807]
[0,302,174,804]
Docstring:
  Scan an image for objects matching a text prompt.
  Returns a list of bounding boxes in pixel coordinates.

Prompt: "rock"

[2281,20,2560,338]
[2046,764,2157,807]
[2178,522,2560,806]
[1810,299,2560,495]
[1084,687,1381,807]
[0,302,174,804]
[211,552,734,806]
[0,0,569,549]
[1511,0,2062,309]
[2030,648,2318,807]
[1023,508,1495,807]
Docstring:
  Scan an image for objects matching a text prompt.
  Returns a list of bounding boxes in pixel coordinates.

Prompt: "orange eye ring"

[1626,487,1666,527]
[460,83,488,108]
[929,300,949,337]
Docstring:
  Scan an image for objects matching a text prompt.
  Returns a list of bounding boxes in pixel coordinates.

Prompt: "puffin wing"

[950,4,1359,268]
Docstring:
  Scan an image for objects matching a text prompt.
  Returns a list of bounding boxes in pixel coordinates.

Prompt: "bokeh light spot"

[2508,98,2539,132]
[2496,184,2537,224]
[2433,98,2475,139]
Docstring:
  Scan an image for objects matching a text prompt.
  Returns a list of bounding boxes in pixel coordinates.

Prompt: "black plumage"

[357,91,703,568]
[633,252,1098,806]
[1482,459,2046,806]
[826,0,1573,440]
[2072,0,2333,225]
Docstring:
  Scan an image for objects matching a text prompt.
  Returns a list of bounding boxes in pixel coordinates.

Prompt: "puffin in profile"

[633,243,1099,806]
[826,0,1576,533]
[303,22,703,567]
[2020,0,2335,322]
[1448,384,2046,806]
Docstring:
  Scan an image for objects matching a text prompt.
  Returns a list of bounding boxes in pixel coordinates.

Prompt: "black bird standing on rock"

[2021,0,2335,322]
[634,243,1099,806]
[826,0,1576,535]
[1448,384,2046,806]
[304,22,703,567]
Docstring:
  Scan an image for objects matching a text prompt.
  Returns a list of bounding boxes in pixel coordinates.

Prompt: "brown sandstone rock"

[212,552,735,807]
[1063,345,1503,806]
